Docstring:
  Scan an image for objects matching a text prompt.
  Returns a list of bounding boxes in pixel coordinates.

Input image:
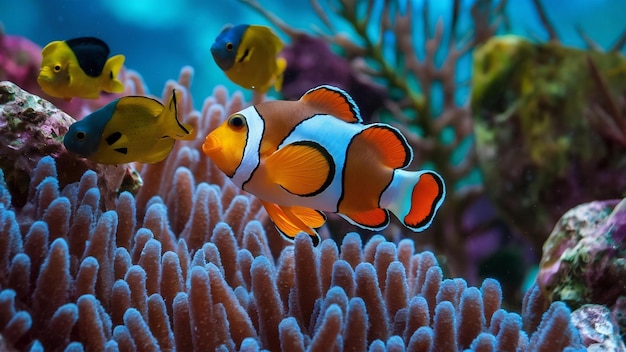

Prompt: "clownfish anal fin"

[260,200,324,246]
[265,141,334,197]
[339,208,390,231]
[359,124,412,169]
[300,85,362,123]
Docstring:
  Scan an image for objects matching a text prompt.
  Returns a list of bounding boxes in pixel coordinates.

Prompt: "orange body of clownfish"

[202,85,445,245]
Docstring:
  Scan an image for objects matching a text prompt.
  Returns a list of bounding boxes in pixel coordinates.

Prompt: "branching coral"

[239,0,512,288]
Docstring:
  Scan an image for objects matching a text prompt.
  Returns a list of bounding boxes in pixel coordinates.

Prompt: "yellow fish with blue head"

[202,85,446,245]
[63,89,194,164]
[38,37,125,100]
[211,24,287,93]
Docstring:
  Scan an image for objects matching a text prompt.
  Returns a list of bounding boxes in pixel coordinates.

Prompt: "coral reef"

[0,59,586,350]
[0,156,585,350]
[537,198,626,310]
[472,35,626,250]
[239,0,531,292]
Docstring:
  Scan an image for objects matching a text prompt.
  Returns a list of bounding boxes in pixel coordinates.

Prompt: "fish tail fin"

[273,57,287,92]
[381,169,445,232]
[102,54,126,93]
[161,89,195,140]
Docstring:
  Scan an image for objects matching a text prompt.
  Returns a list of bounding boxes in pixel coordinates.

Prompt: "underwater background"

[2,0,625,101]
[1,0,626,351]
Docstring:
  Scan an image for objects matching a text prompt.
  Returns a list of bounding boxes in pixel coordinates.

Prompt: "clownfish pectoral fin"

[260,200,324,246]
[273,57,287,92]
[339,208,390,231]
[265,141,334,197]
[102,54,125,93]
[382,170,445,232]
[300,85,362,123]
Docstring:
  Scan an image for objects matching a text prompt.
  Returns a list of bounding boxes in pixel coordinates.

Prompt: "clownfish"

[210,24,287,93]
[63,90,194,164]
[37,37,125,100]
[202,85,445,245]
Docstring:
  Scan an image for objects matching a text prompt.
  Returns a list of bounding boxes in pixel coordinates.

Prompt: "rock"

[571,304,626,351]
[537,198,626,310]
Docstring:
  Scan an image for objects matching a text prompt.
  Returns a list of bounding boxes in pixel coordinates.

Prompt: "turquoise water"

[2,0,624,106]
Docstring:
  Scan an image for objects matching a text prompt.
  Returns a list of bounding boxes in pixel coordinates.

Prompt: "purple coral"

[0,155,585,350]
[280,33,387,121]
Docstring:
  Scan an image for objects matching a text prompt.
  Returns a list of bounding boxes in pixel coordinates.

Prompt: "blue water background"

[1,0,625,107]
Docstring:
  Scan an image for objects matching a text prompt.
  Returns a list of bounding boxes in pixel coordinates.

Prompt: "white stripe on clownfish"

[231,105,265,188]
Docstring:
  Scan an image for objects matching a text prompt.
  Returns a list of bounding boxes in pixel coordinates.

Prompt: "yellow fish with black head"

[211,24,287,93]
[63,90,194,164]
[38,37,125,100]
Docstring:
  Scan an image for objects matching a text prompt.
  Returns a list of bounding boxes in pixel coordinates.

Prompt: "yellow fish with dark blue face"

[211,24,287,93]
[38,37,125,100]
[63,90,194,164]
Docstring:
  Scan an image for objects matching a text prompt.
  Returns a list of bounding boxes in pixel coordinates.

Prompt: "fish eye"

[75,131,86,141]
[226,42,234,51]
[228,114,245,130]
[53,65,62,72]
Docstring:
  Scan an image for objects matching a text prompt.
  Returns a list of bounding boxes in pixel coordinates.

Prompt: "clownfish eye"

[53,65,62,72]
[226,42,234,51]
[75,131,86,141]
[228,114,245,130]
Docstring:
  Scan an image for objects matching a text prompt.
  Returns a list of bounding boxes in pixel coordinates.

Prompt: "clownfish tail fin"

[381,169,445,232]
[102,54,125,93]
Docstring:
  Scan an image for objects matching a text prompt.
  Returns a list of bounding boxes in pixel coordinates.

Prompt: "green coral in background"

[472,35,626,250]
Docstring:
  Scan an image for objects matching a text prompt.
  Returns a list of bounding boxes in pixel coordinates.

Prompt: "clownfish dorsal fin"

[359,123,413,169]
[300,85,362,123]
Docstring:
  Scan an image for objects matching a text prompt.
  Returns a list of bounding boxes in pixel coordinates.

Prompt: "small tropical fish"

[210,24,287,93]
[202,85,445,245]
[64,90,194,164]
[38,37,125,100]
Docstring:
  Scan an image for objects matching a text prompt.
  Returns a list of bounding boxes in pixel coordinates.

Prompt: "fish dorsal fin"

[264,141,334,197]
[260,200,324,246]
[249,25,284,51]
[359,124,412,169]
[300,85,362,123]
[117,96,164,117]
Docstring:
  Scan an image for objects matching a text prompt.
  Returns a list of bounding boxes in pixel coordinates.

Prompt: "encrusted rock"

[0,81,141,208]
[537,198,626,310]
[571,304,626,351]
